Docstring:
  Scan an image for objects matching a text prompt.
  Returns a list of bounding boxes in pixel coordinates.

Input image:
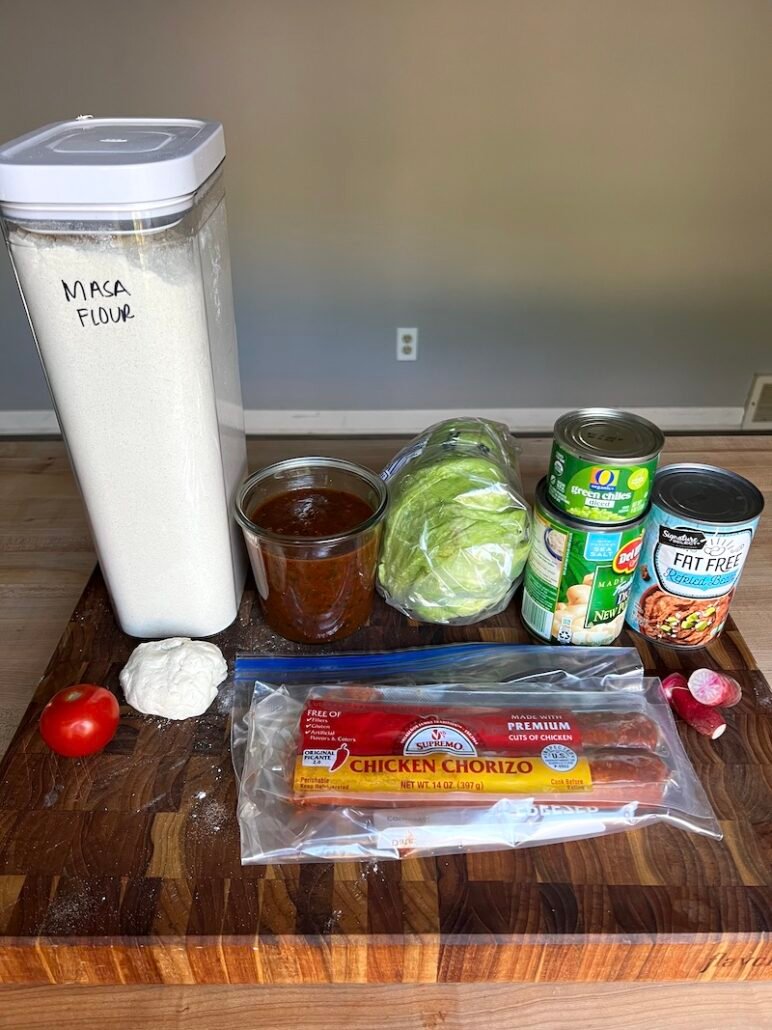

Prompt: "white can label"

[653,525,753,599]
[627,504,760,646]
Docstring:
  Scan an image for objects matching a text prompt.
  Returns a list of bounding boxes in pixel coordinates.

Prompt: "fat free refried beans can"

[625,464,764,648]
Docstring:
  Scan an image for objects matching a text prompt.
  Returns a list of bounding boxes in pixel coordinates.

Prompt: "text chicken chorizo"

[293,699,668,808]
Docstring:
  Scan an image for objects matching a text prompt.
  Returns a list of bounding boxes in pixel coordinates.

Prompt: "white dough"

[120,637,227,720]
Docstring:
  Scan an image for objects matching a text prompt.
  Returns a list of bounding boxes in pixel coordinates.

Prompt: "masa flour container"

[0,118,247,637]
[547,409,664,523]
[521,479,645,645]
[626,464,764,648]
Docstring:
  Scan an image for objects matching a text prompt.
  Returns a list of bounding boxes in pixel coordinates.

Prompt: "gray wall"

[1,0,771,412]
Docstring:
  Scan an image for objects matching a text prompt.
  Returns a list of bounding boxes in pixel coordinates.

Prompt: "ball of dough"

[120,637,227,720]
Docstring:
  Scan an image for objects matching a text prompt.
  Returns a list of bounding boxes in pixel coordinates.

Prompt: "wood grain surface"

[3,433,771,762]
[0,434,771,991]
[2,982,772,1030]
[2,433,772,763]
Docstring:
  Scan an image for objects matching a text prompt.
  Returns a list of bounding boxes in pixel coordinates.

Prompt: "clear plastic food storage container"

[0,118,247,637]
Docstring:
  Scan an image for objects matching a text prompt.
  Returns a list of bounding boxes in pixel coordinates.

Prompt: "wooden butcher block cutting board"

[0,570,770,985]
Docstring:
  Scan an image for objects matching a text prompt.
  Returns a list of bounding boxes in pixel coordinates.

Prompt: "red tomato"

[39,684,120,757]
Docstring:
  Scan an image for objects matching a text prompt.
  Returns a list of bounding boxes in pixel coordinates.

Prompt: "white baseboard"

[0,406,746,437]
[243,407,746,435]
[0,410,61,434]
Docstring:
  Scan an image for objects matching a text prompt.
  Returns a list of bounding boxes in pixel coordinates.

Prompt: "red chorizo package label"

[294,699,593,798]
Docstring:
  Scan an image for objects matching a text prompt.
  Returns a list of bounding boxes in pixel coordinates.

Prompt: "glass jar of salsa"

[234,457,388,643]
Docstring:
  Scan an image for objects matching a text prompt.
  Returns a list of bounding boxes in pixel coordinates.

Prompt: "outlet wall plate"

[743,373,772,429]
[396,328,418,361]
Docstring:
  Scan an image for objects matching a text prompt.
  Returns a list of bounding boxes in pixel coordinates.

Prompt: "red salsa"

[248,487,381,643]
[251,488,374,538]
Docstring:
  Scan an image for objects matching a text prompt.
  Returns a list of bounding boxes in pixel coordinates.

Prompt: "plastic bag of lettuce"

[377,418,531,624]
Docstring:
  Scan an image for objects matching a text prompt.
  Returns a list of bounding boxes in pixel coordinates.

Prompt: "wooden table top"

[0,434,771,986]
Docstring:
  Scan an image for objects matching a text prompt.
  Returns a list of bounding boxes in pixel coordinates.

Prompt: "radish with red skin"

[661,673,726,739]
[687,669,742,708]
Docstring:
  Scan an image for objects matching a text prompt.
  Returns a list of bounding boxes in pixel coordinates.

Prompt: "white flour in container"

[8,202,246,637]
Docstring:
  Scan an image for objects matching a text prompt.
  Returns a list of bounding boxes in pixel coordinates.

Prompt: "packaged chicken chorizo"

[232,645,719,863]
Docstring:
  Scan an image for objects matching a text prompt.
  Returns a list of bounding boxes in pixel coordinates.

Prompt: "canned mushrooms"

[626,464,764,648]
[547,409,664,523]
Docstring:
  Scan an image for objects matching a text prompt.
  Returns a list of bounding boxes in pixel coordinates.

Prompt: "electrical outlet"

[397,327,418,361]
[743,373,772,429]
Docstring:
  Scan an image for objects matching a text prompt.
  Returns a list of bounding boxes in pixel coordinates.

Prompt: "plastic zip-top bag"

[232,645,719,863]
[376,418,531,624]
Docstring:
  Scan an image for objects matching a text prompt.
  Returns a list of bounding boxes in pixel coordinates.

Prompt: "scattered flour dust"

[185,759,229,837]
[188,798,229,839]
[8,215,243,638]
[44,883,110,935]
[323,909,344,933]
[42,784,63,808]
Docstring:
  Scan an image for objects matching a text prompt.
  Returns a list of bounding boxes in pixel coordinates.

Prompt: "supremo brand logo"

[403,722,478,756]
[589,467,619,490]
[612,536,643,574]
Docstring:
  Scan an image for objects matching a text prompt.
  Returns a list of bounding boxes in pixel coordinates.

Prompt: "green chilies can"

[547,409,664,524]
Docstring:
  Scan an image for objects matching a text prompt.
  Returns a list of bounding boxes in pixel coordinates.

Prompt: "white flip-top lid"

[0,116,225,220]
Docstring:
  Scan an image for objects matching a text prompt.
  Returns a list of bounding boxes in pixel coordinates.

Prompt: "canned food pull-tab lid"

[654,464,765,524]
[555,409,665,463]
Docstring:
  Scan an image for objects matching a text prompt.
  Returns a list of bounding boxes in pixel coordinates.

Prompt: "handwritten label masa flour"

[61,278,135,327]
[6,213,244,637]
